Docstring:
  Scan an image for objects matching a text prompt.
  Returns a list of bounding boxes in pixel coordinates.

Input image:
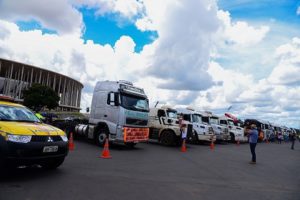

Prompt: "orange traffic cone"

[68,132,75,151]
[101,138,112,159]
[210,140,214,150]
[181,139,187,152]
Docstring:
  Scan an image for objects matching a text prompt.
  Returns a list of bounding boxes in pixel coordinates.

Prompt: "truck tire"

[186,130,198,144]
[95,129,108,147]
[125,142,137,148]
[160,130,175,146]
[191,130,199,144]
[41,157,65,170]
[230,133,235,143]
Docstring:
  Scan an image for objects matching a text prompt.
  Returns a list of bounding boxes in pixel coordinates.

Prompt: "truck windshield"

[228,120,235,126]
[167,110,177,119]
[0,105,40,122]
[210,117,219,125]
[192,114,202,123]
[202,116,209,123]
[220,120,228,125]
[120,93,149,112]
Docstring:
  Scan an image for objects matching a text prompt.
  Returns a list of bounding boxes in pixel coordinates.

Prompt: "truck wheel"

[95,129,108,147]
[125,142,137,148]
[230,133,235,143]
[160,130,175,146]
[41,157,65,170]
[192,131,199,144]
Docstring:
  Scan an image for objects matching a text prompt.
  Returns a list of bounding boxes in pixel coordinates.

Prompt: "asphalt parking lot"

[0,140,299,200]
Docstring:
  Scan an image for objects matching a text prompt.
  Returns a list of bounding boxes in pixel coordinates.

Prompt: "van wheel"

[230,133,235,143]
[160,130,175,146]
[95,129,108,147]
[41,157,65,170]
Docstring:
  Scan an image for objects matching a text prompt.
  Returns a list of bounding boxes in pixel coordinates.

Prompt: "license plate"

[43,146,58,153]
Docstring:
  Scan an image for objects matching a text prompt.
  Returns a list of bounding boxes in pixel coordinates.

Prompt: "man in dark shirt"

[246,124,258,164]
[290,131,296,150]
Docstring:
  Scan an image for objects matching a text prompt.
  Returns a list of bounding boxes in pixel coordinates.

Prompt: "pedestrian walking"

[290,131,296,150]
[246,124,258,164]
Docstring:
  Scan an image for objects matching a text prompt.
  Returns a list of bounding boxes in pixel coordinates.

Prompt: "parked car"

[0,100,69,170]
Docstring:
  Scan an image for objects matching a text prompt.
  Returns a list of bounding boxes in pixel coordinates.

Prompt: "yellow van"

[0,100,68,170]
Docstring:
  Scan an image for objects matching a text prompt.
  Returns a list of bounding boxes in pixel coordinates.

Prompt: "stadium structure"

[0,58,83,112]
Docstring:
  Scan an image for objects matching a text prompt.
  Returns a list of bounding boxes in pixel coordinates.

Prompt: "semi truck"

[219,116,247,143]
[148,106,188,146]
[244,119,274,142]
[74,80,149,147]
[200,111,230,142]
[177,108,215,143]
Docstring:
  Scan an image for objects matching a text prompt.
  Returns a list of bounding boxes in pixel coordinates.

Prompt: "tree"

[23,84,60,111]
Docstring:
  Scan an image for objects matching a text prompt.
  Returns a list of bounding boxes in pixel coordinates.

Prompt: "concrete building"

[0,58,83,112]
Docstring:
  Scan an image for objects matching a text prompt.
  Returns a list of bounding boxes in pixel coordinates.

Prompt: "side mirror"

[167,119,173,124]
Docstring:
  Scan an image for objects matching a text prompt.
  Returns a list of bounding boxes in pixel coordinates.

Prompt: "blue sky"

[80,7,157,52]
[219,0,299,20]
[0,0,300,128]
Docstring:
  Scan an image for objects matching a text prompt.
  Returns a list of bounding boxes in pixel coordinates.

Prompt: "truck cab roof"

[94,80,147,98]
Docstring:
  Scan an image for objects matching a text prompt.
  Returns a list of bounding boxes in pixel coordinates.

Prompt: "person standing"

[277,132,283,144]
[247,124,259,164]
[290,131,296,150]
[179,114,187,142]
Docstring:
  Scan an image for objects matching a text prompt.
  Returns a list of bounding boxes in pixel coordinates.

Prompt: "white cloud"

[143,0,220,91]
[297,6,300,15]
[0,0,83,35]
[217,10,269,46]
[268,37,300,85]
[134,0,173,31]
[72,0,143,21]
[211,9,273,81]
[186,61,255,113]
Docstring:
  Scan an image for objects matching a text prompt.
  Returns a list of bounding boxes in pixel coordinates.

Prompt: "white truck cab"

[148,106,182,146]
[75,80,149,147]
[219,117,247,143]
[200,111,229,142]
[178,108,215,143]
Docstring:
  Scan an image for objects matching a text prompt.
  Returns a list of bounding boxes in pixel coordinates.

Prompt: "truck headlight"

[7,134,32,143]
[60,135,68,142]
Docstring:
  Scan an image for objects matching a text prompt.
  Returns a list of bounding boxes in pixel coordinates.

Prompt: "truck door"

[157,109,166,127]
[149,109,165,139]
[106,92,119,135]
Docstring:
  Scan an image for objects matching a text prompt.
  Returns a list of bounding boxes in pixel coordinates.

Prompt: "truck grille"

[31,136,62,142]
[209,127,214,134]
[224,128,229,134]
[126,118,148,126]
